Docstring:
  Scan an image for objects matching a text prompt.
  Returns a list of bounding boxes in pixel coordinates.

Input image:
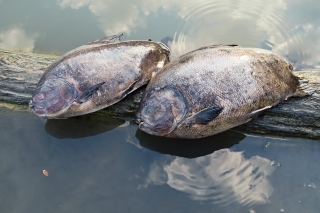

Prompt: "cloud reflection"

[58,0,147,35]
[143,149,275,206]
[0,26,38,52]
[57,0,320,67]
[56,0,195,36]
[272,24,320,68]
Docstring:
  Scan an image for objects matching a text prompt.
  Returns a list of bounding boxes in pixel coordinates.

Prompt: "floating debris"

[270,161,275,166]
[249,210,256,213]
[277,163,281,167]
[280,209,284,212]
[42,170,49,177]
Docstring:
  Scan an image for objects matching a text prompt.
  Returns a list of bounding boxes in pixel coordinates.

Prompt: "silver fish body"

[29,33,170,118]
[135,45,302,138]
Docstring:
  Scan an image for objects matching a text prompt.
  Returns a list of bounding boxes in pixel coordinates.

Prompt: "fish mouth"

[29,99,52,117]
[135,117,142,125]
[29,98,48,116]
[137,120,176,137]
[28,100,34,109]
[33,109,47,116]
[29,100,44,115]
[138,121,158,136]
[30,106,47,116]
[134,116,145,129]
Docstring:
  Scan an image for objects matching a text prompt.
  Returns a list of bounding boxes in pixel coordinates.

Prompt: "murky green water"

[1,0,320,212]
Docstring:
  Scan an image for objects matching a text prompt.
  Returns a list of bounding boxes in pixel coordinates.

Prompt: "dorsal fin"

[85,33,123,45]
[194,44,238,51]
[160,36,173,50]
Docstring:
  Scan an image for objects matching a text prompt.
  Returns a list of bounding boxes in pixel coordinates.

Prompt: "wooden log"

[1,49,319,139]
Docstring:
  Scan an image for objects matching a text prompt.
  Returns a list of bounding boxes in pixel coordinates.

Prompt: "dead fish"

[29,33,170,118]
[135,45,311,138]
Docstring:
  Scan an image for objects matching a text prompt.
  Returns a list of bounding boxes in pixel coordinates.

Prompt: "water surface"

[0,0,320,68]
[1,109,320,213]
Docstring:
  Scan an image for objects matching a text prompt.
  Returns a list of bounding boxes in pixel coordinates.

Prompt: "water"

[1,109,320,213]
[1,0,320,212]
[0,0,320,67]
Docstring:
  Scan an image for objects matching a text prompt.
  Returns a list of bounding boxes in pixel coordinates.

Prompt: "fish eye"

[144,106,154,115]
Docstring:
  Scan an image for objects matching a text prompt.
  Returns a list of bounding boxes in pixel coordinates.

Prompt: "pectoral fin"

[76,82,105,104]
[85,33,123,45]
[188,45,239,55]
[249,106,272,117]
[121,80,139,98]
[193,107,224,125]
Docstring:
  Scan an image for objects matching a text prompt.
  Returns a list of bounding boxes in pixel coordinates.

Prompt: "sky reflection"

[0,0,319,66]
[142,149,275,206]
[0,26,38,52]
[56,0,320,66]
[1,109,320,212]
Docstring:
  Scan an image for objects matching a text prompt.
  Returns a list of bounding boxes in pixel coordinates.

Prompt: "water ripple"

[171,0,309,67]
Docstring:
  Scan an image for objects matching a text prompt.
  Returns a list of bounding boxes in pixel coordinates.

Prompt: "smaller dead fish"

[29,33,170,118]
[135,45,311,138]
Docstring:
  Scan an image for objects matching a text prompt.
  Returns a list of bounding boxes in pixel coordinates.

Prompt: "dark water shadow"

[135,129,246,158]
[45,113,125,139]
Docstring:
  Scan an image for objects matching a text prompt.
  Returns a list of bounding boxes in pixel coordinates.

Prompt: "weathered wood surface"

[1,49,320,139]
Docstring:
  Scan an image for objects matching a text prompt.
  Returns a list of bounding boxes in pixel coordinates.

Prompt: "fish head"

[29,78,77,118]
[135,87,188,136]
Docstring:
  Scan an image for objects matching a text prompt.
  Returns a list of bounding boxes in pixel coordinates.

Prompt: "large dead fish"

[29,33,170,118]
[135,45,312,138]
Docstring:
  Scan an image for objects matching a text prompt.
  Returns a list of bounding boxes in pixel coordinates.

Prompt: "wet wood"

[1,49,319,139]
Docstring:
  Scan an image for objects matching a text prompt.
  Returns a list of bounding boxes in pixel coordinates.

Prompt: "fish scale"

[136,45,303,138]
[30,34,170,118]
